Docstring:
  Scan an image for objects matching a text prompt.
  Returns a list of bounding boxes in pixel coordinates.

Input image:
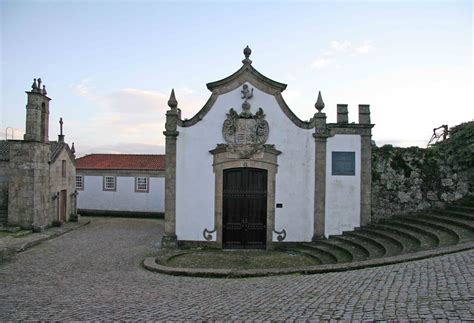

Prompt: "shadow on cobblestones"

[0,216,473,321]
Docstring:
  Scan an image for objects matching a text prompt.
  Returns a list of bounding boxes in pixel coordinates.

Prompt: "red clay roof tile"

[76,154,165,171]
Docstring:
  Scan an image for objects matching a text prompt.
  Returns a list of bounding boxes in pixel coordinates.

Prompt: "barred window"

[103,176,116,191]
[76,175,84,190]
[135,177,149,192]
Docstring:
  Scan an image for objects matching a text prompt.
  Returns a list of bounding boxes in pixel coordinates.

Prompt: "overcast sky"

[1,0,472,156]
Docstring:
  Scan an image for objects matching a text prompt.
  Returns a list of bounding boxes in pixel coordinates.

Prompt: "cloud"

[375,139,428,148]
[283,89,302,102]
[353,41,374,55]
[287,73,297,81]
[0,127,24,140]
[311,40,375,70]
[105,88,168,114]
[330,40,351,53]
[68,79,207,154]
[311,57,333,69]
[75,142,165,157]
[71,78,97,99]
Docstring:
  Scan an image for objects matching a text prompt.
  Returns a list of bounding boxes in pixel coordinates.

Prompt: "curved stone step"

[286,249,324,265]
[434,209,474,222]
[447,205,474,214]
[420,213,474,231]
[315,238,369,262]
[395,217,460,245]
[369,224,422,252]
[377,221,438,249]
[459,200,474,208]
[327,235,370,261]
[417,214,474,243]
[295,244,338,264]
[332,235,383,259]
[345,231,394,257]
[354,229,404,255]
[301,242,351,263]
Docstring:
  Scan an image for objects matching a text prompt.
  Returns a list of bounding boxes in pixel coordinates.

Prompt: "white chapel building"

[162,46,374,249]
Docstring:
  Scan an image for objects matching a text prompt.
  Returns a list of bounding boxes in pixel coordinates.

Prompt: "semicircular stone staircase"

[284,198,474,265]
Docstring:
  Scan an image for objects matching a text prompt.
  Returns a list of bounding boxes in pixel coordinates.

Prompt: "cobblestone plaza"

[0,217,473,320]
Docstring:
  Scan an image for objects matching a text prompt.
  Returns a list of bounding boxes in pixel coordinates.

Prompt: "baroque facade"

[162,47,374,249]
[0,79,77,231]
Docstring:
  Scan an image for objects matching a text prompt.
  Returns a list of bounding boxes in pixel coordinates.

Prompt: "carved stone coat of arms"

[222,98,270,158]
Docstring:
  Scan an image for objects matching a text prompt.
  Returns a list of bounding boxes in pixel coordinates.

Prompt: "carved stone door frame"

[210,144,280,249]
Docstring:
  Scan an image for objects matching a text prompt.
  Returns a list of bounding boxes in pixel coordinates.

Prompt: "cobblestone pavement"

[0,217,473,321]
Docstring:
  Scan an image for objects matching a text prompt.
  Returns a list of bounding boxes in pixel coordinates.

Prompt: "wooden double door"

[223,168,267,249]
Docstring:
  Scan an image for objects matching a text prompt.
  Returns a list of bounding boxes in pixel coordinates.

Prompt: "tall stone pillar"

[312,92,329,240]
[359,105,372,226]
[162,89,180,248]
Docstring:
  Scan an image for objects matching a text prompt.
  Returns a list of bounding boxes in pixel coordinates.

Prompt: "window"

[332,151,356,176]
[135,177,149,192]
[76,175,84,190]
[103,176,116,191]
[62,160,66,177]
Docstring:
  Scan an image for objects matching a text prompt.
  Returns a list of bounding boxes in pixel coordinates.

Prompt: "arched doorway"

[223,168,267,249]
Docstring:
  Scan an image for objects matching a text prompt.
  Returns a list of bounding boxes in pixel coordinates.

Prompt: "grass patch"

[165,249,319,270]
[0,232,12,238]
[0,230,32,238]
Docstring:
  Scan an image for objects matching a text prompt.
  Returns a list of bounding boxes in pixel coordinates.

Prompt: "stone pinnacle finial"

[168,88,178,109]
[37,78,42,90]
[32,78,38,91]
[42,85,47,96]
[315,91,325,112]
[242,45,252,64]
[71,142,75,154]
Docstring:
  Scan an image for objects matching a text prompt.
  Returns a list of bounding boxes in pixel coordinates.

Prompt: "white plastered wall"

[77,176,165,213]
[325,134,361,236]
[175,83,315,242]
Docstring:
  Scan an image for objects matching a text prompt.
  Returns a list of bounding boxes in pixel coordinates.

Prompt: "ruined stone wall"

[371,144,472,221]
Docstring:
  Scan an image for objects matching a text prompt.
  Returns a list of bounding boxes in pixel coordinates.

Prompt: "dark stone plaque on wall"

[332,152,355,176]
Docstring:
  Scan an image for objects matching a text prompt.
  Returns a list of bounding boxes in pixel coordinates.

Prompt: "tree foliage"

[434,121,474,169]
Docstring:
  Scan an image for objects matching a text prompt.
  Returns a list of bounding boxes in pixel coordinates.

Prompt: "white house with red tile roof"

[76,154,165,217]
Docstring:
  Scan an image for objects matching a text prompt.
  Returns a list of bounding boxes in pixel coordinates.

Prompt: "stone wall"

[0,161,9,222]
[49,148,76,222]
[371,142,472,221]
[7,141,51,230]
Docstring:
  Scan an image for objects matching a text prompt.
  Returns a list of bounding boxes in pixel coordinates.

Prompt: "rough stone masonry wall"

[7,141,52,229]
[0,161,9,217]
[371,126,473,221]
[49,148,76,222]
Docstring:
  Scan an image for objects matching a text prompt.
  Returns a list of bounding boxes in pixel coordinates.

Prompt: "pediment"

[206,63,287,96]
[177,47,314,129]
